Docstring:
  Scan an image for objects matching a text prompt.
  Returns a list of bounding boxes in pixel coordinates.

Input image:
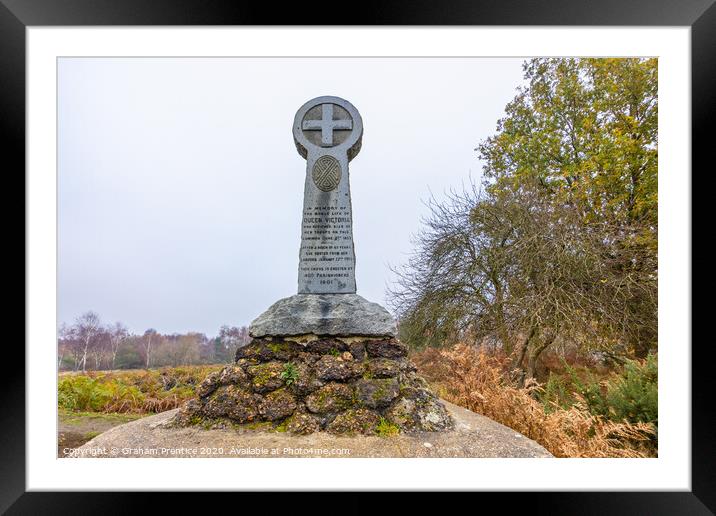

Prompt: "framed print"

[5,0,713,512]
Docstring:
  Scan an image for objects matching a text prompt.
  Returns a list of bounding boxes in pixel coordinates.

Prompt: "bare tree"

[74,311,103,372]
[141,329,157,369]
[218,325,250,362]
[57,322,68,369]
[108,322,129,370]
[389,177,649,383]
[89,329,113,370]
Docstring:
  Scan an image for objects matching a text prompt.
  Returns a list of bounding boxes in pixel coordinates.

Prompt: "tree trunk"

[81,343,88,372]
[145,336,152,369]
[511,326,537,386]
[526,332,557,381]
[492,276,511,354]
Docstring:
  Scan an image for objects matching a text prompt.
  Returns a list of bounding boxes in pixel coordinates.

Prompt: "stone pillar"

[292,96,363,294]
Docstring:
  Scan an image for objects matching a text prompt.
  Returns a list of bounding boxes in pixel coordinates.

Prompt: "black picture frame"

[4,0,711,512]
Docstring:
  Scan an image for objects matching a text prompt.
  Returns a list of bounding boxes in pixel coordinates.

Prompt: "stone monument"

[172,96,453,435]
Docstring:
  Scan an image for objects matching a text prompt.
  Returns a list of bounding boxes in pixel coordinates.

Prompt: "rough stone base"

[170,335,453,436]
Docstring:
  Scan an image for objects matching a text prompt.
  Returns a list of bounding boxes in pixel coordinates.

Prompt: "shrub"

[541,374,572,412]
[563,363,610,418]
[58,365,223,414]
[561,355,658,428]
[412,344,656,458]
[606,354,658,428]
[58,375,144,412]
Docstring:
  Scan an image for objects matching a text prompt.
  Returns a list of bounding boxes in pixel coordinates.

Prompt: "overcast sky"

[58,57,526,336]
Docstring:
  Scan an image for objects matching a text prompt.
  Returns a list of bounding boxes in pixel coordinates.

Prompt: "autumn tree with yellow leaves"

[391,58,658,379]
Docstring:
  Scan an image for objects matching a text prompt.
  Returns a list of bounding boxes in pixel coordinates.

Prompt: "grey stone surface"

[293,96,363,294]
[71,400,553,458]
[249,293,397,338]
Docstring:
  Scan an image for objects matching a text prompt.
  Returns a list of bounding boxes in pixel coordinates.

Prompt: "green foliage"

[328,348,340,357]
[279,362,300,386]
[58,374,144,412]
[480,58,658,230]
[541,374,572,412]
[58,365,223,413]
[375,417,400,437]
[564,365,610,418]
[606,353,658,428]
[544,355,658,431]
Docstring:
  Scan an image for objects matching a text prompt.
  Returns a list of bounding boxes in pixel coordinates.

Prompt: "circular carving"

[312,155,342,192]
[293,96,363,162]
[301,103,353,148]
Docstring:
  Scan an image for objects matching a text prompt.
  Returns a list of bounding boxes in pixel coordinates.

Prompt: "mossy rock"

[355,378,400,409]
[196,365,251,398]
[314,355,362,382]
[365,358,403,378]
[175,335,452,435]
[196,371,222,398]
[202,385,260,423]
[247,361,285,393]
[296,351,321,366]
[386,387,454,432]
[258,388,297,421]
[383,398,417,430]
[348,341,366,361]
[397,372,430,391]
[236,340,303,363]
[305,382,354,414]
[218,365,249,385]
[289,362,324,397]
[326,408,381,435]
[170,398,204,426]
[283,410,321,435]
[305,339,349,355]
[366,339,408,359]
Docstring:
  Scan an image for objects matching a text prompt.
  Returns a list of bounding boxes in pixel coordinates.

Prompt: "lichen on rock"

[366,339,408,359]
[247,361,285,393]
[258,388,297,421]
[355,378,400,408]
[305,382,354,414]
[365,358,402,378]
[327,408,381,435]
[203,385,260,423]
[314,355,362,382]
[172,335,453,436]
[283,410,321,435]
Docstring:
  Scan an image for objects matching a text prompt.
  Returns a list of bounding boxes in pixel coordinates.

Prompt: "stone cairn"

[172,97,452,435]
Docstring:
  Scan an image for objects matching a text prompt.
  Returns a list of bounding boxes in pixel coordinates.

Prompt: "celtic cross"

[292,96,363,294]
[302,103,354,146]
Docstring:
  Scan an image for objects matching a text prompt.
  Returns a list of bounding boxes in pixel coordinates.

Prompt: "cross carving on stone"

[301,103,353,146]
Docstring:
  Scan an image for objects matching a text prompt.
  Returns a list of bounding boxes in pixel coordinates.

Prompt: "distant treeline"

[58,311,250,371]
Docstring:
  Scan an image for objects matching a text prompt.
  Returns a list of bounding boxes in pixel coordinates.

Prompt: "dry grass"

[412,344,656,458]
